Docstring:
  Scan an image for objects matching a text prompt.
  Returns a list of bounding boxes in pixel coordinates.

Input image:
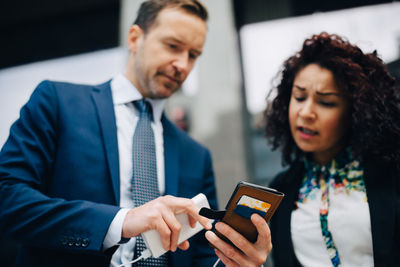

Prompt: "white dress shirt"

[102,74,166,266]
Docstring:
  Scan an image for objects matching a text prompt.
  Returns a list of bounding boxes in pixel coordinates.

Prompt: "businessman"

[0,0,271,266]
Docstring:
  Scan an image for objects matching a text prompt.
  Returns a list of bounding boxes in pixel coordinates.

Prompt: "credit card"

[233,195,271,219]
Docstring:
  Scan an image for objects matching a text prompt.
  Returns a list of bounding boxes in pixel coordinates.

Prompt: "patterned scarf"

[297,148,366,267]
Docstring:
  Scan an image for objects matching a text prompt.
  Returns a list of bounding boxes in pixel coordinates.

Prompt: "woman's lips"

[297,126,318,140]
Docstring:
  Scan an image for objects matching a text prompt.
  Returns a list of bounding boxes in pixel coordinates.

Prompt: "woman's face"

[289,63,350,165]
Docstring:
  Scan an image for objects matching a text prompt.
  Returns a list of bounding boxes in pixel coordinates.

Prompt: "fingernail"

[205,230,213,240]
[252,213,260,221]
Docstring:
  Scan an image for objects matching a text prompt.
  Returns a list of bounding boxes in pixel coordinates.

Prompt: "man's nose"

[172,52,191,76]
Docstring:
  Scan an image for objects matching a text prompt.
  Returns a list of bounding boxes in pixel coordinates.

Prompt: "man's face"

[127,8,207,99]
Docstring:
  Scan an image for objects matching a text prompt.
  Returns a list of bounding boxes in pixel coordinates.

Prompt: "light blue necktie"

[132,99,168,266]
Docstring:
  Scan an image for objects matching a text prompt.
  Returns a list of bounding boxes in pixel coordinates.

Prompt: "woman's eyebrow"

[294,85,341,96]
[294,85,306,91]
[316,91,341,96]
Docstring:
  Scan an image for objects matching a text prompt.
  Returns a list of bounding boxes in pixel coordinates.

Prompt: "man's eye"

[189,52,198,60]
[168,44,178,49]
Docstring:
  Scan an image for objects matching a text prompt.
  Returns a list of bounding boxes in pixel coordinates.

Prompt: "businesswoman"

[264,32,400,267]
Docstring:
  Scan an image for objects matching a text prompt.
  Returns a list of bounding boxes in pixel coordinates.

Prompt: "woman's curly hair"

[264,32,400,166]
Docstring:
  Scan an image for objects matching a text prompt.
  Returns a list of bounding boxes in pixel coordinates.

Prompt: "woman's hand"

[205,213,272,267]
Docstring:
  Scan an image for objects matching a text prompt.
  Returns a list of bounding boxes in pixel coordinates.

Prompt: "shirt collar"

[110,74,166,122]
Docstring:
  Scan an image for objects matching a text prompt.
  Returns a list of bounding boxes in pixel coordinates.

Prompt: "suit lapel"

[162,116,179,196]
[364,160,396,266]
[280,163,303,266]
[162,117,183,264]
[91,82,120,204]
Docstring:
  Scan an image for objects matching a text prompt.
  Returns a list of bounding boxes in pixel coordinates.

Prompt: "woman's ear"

[127,25,143,53]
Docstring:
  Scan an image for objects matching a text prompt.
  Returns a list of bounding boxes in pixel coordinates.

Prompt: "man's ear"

[127,25,143,53]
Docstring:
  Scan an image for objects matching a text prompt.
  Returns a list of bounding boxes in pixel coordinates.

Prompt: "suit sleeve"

[0,81,119,254]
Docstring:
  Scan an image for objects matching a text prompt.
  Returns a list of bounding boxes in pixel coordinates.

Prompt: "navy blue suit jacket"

[0,80,218,266]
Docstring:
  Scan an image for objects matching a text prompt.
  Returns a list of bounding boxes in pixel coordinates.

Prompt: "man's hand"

[122,195,212,252]
[205,213,272,267]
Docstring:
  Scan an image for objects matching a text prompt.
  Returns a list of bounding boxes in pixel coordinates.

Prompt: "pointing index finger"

[170,196,212,230]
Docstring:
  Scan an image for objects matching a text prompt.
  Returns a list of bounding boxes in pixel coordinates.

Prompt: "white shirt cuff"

[103,208,130,250]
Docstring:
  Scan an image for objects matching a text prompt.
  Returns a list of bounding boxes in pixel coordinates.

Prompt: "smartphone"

[216,181,284,244]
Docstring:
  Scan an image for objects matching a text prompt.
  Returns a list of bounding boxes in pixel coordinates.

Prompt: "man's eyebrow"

[164,37,202,56]
[165,37,182,44]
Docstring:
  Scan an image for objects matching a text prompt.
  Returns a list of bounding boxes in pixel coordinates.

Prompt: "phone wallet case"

[200,181,284,244]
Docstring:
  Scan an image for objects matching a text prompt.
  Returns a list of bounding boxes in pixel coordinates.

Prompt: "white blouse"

[291,158,374,267]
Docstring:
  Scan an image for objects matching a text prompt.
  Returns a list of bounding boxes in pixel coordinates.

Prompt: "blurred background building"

[1,0,399,265]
